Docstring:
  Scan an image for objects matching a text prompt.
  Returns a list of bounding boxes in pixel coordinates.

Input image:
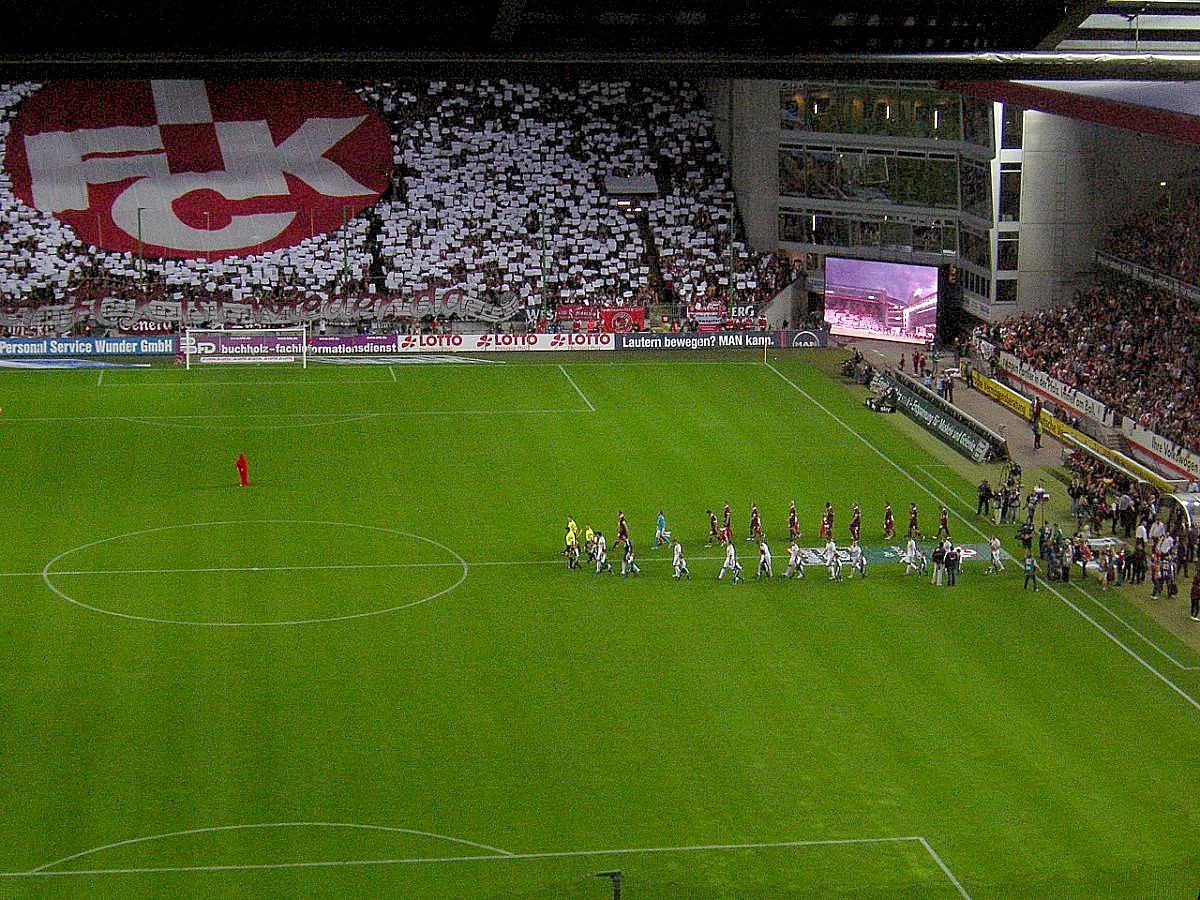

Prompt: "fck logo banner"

[4,79,392,259]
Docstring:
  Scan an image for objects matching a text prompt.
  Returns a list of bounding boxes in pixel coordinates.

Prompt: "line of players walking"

[561,500,1004,584]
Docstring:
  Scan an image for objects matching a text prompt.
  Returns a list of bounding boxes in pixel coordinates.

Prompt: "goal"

[183,326,308,369]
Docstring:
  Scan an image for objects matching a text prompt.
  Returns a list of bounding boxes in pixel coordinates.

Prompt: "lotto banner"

[310,333,615,354]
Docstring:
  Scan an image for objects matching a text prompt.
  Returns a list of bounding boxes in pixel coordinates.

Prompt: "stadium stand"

[992,277,1200,453]
[1104,185,1200,288]
[0,79,798,335]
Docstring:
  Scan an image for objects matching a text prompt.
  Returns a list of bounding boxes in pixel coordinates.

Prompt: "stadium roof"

[0,2,1145,78]
[6,1,1200,79]
[2,2,1085,59]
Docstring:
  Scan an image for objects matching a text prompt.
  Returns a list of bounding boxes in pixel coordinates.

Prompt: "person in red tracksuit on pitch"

[236,452,249,487]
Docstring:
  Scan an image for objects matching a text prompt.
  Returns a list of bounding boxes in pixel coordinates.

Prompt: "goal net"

[183,326,308,369]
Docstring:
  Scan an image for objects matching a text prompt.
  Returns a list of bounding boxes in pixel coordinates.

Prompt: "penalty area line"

[559,364,595,412]
[764,362,1200,715]
[0,835,968,894]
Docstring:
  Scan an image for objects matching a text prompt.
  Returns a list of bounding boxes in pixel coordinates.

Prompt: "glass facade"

[999,165,1021,222]
[781,84,971,145]
[1000,104,1024,149]
[997,233,1019,270]
[778,82,1008,313]
[780,147,958,210]
[779,209,957,254]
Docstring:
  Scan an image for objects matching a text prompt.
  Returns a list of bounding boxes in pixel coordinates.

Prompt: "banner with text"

[882,371,1000,463]
[1096,250,1200,305]
[998,351,1114,427]
[1122,417,1200,481]
[616,329,828,351]
[0,336,177,356]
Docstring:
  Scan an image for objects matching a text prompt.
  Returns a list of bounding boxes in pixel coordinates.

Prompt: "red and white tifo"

[3,79,392,259]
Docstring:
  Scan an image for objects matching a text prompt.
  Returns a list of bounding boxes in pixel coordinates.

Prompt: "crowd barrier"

[970,370,1179,491]
[881,370,1006,463]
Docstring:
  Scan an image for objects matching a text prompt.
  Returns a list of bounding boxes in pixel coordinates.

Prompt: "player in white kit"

[824,538,842,581]
[985,535,1005,574]
[848,540,867,578]
[784,540,805,579]
[757,538,773,579]
[672,539,691,580]
[904,537,926,575]
[594,532,613,574]
[621,539,641,577]
[719,541,743,583]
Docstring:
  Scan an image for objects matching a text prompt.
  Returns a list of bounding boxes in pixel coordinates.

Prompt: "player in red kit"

[819,502,834,539]
[706,509,721,547]
[616,510,629,545]
[788,500,800,540]
[883,503,896,539]
[236,452,249,487]
[748,503,762,542]
[909,503,922,539]
[849,502,861,542]
[938,506,951,540]
[722,502,733,541]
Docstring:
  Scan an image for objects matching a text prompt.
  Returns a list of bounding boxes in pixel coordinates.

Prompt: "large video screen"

[823,257,939,345]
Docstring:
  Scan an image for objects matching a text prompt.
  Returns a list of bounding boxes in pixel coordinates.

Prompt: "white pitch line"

[0,408,580,425]
[26,822,514,875]
[915,464,963,499]
[558,364,595,412]
[389,365,397,382]
[0,835,964,882]
[764,362,1200,715]
[915,469,1200,672]
[96,369,104,387]
[1067,580,1200,670]
[917,837,972,899]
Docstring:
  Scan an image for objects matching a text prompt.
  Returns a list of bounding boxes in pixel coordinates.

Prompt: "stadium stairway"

[634,208,671,310]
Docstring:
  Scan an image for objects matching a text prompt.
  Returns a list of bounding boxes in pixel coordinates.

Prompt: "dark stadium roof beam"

[5,50,1200,80]
[0,0,1084,59]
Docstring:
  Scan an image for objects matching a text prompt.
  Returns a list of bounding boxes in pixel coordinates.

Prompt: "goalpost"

[183,326,309,369]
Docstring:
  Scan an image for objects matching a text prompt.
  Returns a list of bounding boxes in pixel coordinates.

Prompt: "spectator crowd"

[991,277,1200,453]
[0,79,799,335]
[1104,185,1200,288]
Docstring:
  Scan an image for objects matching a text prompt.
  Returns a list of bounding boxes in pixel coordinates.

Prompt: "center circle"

[40,520,468,626]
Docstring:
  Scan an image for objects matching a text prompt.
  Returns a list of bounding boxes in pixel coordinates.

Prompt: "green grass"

[0,351,1197,898]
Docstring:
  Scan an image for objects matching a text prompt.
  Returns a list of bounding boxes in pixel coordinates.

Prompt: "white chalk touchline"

[558,364,596,412]
[765,362,1200,714]
[1,833,969,896]
[914,462,1199,671]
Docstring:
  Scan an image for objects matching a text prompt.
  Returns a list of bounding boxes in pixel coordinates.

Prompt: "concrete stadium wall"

[706,79,779,254]
[1019,112,1200,315]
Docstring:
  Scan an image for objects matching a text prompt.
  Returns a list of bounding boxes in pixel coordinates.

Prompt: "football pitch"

[0,350,1197,898]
